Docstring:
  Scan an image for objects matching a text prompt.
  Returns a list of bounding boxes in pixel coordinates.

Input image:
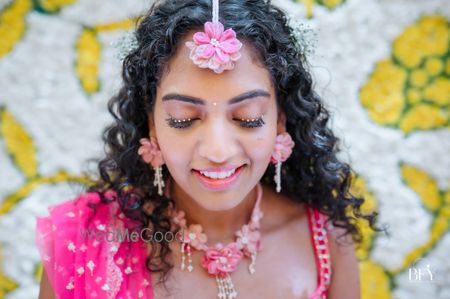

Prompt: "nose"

[197,116,240,164]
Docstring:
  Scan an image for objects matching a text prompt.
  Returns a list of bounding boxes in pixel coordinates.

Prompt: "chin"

[193,192,245,212]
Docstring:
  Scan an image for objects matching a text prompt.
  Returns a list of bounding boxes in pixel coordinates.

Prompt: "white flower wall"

[0,0,448,298]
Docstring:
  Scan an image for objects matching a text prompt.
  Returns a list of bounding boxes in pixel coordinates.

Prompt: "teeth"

[200,168,237,179]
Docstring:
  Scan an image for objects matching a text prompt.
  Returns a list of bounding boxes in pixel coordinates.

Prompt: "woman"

[37,0,377,298]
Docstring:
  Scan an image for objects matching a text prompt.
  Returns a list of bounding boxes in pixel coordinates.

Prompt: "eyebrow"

[161,89,271,105]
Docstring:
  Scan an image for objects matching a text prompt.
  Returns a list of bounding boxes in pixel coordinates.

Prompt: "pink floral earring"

[138,137,165,196]
[271,132,295,193]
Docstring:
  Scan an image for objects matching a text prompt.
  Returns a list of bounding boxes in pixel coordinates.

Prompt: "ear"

[147,112,157,139]
[276,110,287,134]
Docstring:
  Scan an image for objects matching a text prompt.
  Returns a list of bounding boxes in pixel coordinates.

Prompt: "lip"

[192,165,245,191]
[195,165,242,172]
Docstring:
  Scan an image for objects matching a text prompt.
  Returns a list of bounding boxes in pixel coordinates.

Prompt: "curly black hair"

[85,0,380,289]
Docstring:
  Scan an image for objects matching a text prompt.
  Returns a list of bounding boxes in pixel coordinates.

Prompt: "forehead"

[158,32,274,100]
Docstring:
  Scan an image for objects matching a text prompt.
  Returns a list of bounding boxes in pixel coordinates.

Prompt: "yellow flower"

[95,19,135,32]
[419,16,449,56]
[1,246,19,292]
[399,104,448,133]
[75,29,101,94]
[396,205,449,273]
[401,164,441,212]
[35,263,43,283]
[356,218,376,260]
[294,0,345,17]
[406,89,422,105]
[446,58,450,75]
[348,176,378,260]
[351,176,377,214]
[0,108,38,178]
[410,69,429,88]
[362,15,449,134]
[393,16,449,69]
[425,57,444,76]
[423,78,450,107]
[442,206,450,218]
[393,26,424,69]
[360,60,407,125]
[444,188,450,205]
[430,215,449,243]
[38,0,77,13]
[0,171,90,215]
[360,260,392,299]
[0,0,32,58]
[322,0,343,9]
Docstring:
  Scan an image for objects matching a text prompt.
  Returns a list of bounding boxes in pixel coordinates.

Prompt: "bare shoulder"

[326,222,361,299]
[39,268,55,299]
[259,184,308,232]
[261,185,361,298]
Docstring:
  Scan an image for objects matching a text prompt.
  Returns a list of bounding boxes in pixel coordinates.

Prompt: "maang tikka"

[185,0,243,74]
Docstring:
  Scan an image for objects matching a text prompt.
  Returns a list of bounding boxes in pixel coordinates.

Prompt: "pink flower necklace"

[168,183,264,299]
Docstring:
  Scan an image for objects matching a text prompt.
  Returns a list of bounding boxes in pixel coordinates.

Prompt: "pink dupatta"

[35,192,154,299]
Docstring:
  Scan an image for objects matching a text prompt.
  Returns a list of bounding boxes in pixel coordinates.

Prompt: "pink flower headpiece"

[185,0,242,74]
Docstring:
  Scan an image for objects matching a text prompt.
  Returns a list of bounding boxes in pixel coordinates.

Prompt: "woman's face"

[149,33,286,211]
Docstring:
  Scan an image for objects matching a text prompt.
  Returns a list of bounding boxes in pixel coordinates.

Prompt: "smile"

[192,165,245,191]
[200,168,237,179]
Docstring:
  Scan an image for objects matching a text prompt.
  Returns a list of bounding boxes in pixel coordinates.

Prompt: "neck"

[169,181,259,244]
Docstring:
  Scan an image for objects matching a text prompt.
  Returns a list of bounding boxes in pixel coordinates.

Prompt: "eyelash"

[165,116,266,129]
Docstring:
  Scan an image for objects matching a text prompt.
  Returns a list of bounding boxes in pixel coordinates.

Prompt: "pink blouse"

[36,192,332,299]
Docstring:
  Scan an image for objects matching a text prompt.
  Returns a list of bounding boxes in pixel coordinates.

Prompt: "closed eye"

[165,116,265,129]
[165,117,197,129]
[235,117,265,128]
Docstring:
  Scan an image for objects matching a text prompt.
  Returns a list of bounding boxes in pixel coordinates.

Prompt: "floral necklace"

[167,183,264,299]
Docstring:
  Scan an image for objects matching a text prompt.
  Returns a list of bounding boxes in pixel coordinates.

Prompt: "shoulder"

[35,189,141,256]
[300,208,360,298]
[36,192,115,249]
[260,185,360,298]
[323,218,359,274]
[35,191,154,299]
[35,192,104,298]
[36,190,130,236]
[35,191,115,273]
[259,184,308,233]
[36,191,103,228]
[324,219,361,299]
[35,191,104,258]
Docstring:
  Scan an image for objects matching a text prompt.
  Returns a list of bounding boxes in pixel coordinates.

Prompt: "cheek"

[244,125,277,165]
[158,135,194,184]
[153,112,192,170]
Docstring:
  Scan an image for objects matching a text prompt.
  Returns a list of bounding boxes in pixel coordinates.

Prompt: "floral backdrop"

[0,0,448,298]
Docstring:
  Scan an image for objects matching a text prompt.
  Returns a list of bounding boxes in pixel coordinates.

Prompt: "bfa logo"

[408,258,434,283]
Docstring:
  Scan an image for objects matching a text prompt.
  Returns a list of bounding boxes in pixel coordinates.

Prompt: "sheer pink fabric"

[35,192,153,299]
[36,192,331,299]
